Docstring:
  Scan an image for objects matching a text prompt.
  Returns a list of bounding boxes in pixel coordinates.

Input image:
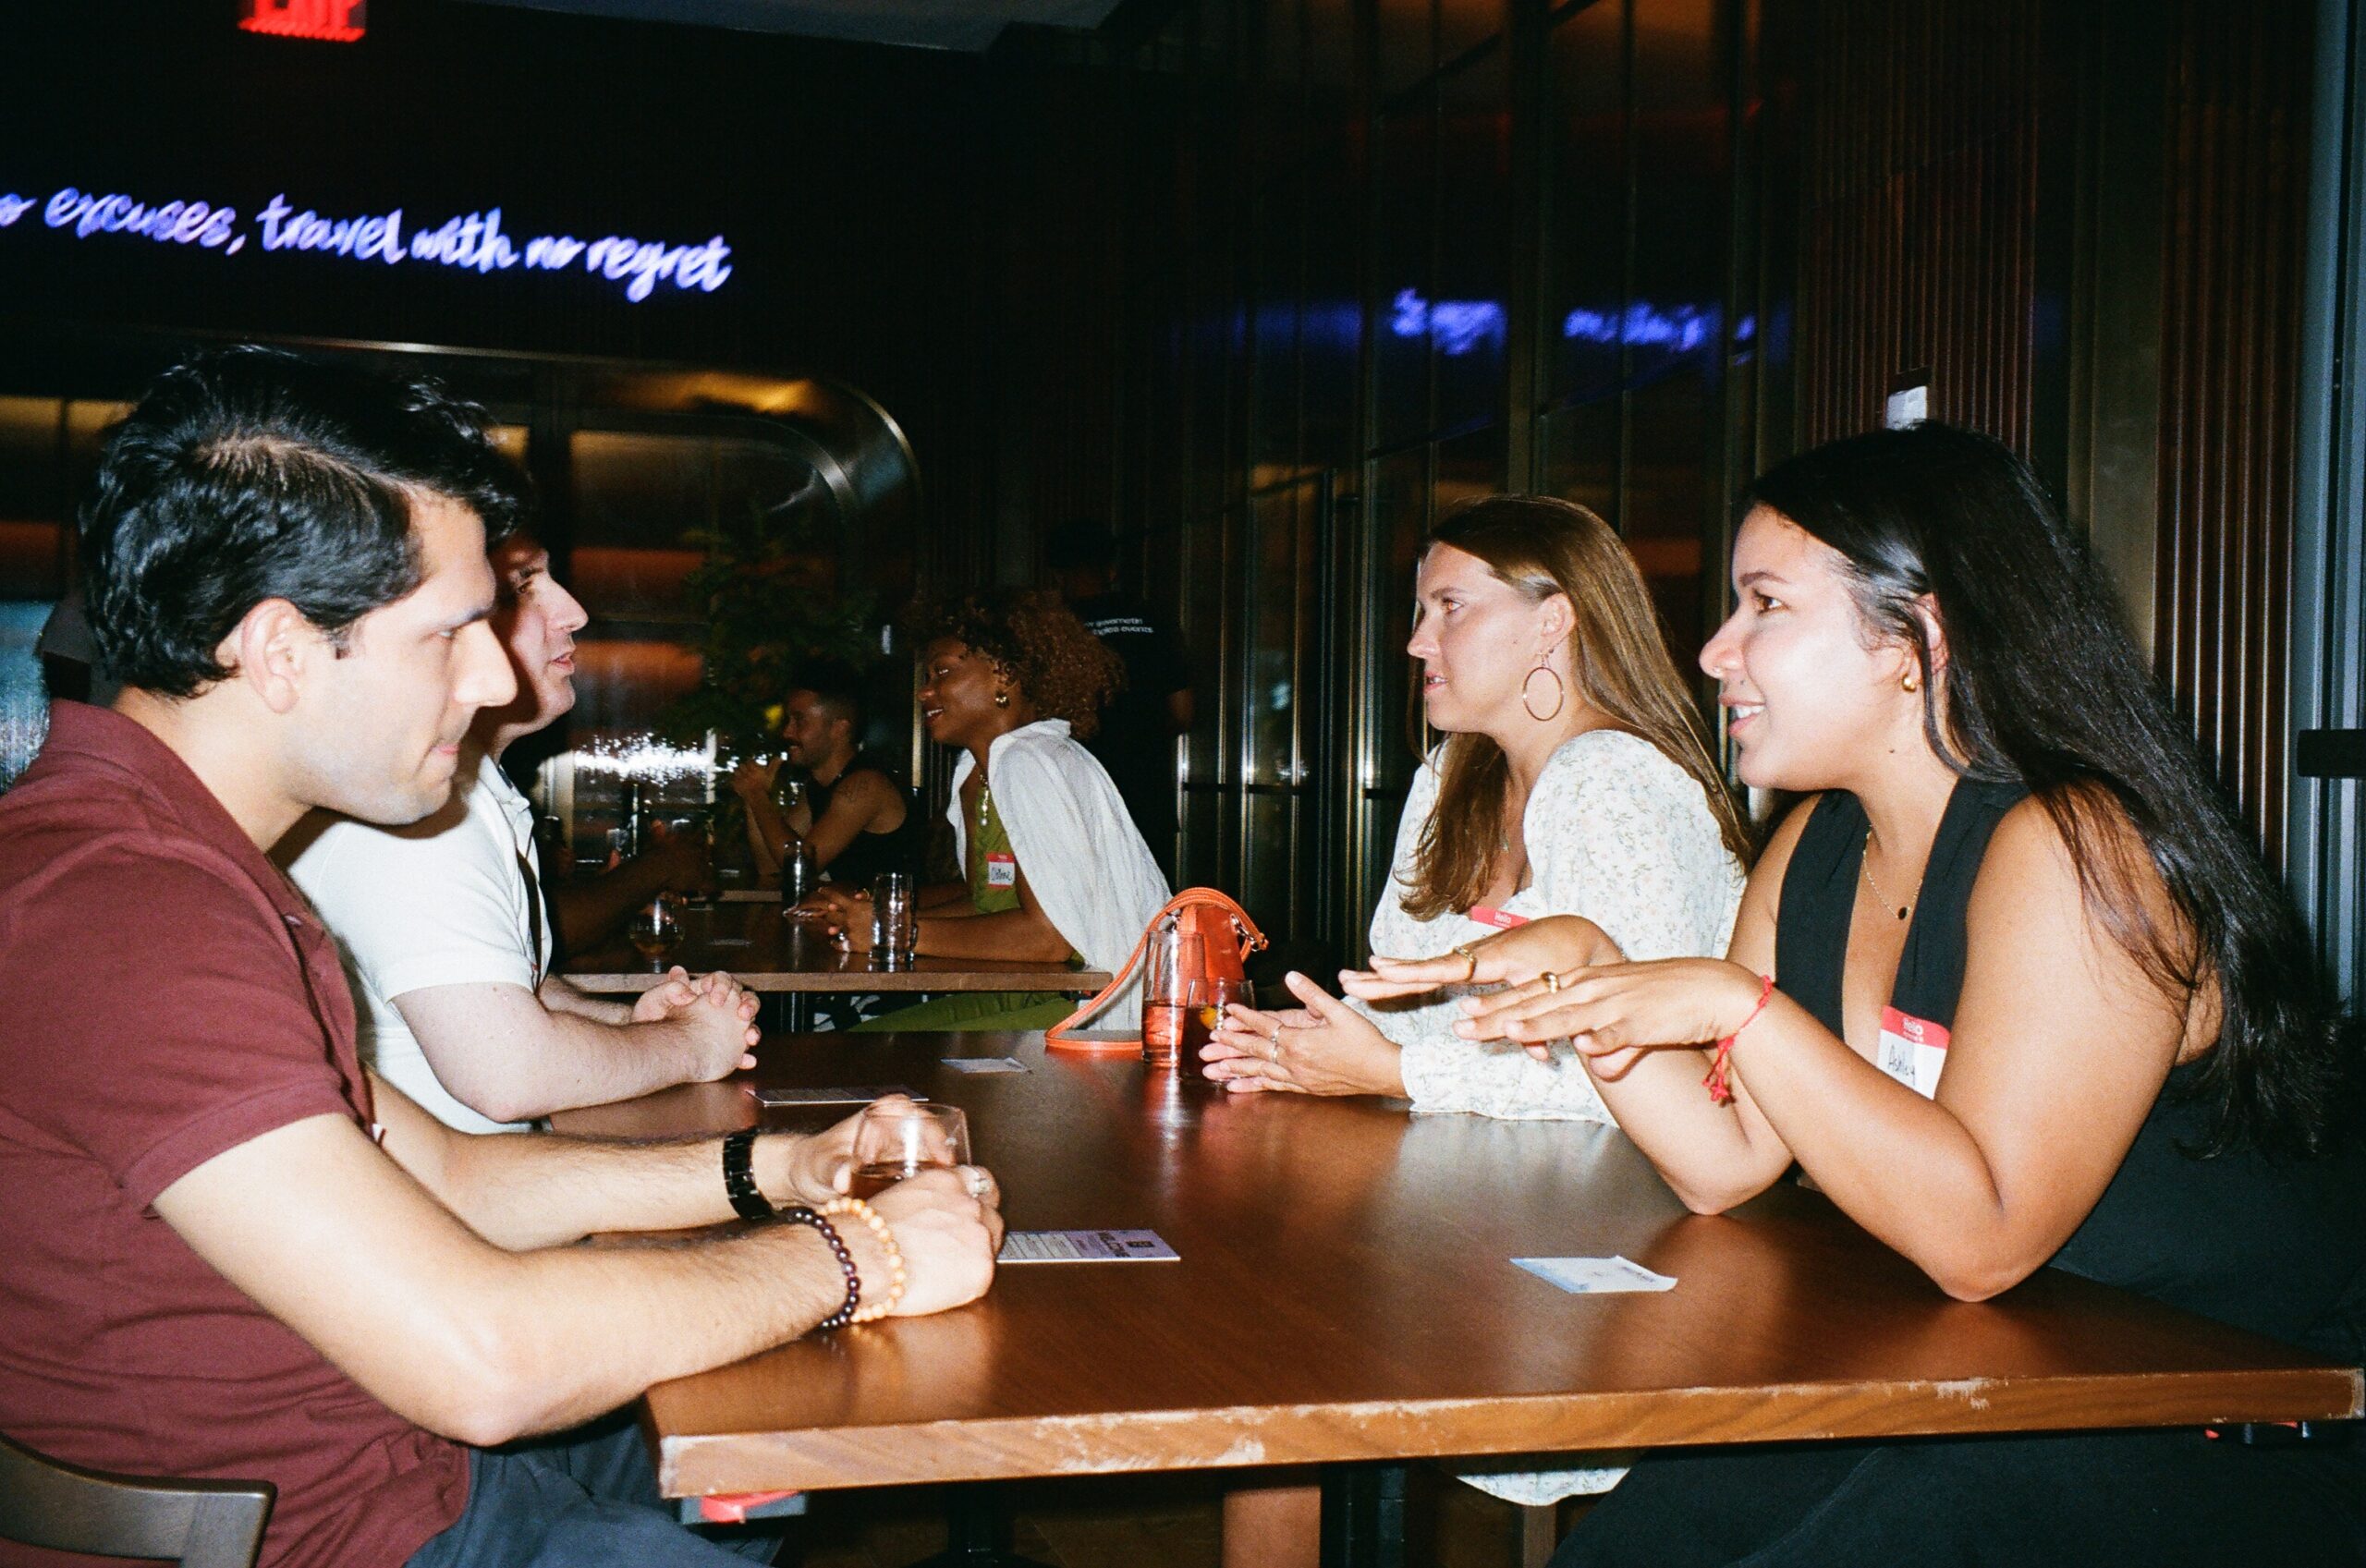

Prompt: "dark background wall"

[0,0,2326,965]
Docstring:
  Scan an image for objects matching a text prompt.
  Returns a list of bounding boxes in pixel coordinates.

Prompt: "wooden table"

[555,1032,2360,1562]
[561,902,1113,1005]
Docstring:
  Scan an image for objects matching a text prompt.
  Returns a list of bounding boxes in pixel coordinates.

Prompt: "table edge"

[652,1363,2365,1496]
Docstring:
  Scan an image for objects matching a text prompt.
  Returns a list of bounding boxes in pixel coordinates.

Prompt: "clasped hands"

[632,965,761,1075]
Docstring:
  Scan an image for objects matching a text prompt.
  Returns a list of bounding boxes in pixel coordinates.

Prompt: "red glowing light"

[238,0,367,43]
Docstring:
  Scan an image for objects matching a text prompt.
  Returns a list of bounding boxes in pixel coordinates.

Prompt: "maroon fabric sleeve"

[13,844,359,1209]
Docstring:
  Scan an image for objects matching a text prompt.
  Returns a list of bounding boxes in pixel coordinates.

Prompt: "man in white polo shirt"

[283,532,756,1131]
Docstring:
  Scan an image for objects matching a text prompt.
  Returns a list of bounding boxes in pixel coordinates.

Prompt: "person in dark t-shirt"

[1043,519,1193,881]
[0,348,1002,1568]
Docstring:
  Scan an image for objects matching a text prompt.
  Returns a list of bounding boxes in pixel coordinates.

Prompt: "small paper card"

[939,1055,1027,1074]
[750,1085,923,1106]
[999,1229,1178,1263]
[1513,1256,1677,1294]
[703,936,753,947]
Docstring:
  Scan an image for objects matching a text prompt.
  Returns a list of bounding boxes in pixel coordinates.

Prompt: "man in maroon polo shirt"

[0,349,1003,1568]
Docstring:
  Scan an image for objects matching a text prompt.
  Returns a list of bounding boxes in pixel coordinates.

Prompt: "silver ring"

[1543,970,1563,994]
[963,1168,993,1200]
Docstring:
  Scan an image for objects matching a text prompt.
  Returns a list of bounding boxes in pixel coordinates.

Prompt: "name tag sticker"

[999,1229,1177,1263]
[1469,906,1530,930]
[1514,1256,1677,1294]
[984,851,1018,889]
[1876,1005,1950,1099]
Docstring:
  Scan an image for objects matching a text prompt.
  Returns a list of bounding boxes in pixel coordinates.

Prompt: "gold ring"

[1453,943,1479,983]
[1543,970,1562,993]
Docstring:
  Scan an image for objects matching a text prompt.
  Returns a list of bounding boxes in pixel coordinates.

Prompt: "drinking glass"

[848,1101,970,1197]
[872,870,916,966]
[627,895,681,961]
[783,840,819,906]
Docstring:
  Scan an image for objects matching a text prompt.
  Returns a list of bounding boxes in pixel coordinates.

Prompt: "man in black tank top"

[730,664,918,893]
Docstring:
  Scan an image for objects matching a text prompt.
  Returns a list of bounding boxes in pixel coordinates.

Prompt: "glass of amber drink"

[848,1101,970,1197]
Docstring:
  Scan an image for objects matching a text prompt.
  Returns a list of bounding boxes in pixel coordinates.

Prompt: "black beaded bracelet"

[721,1127,774,1222]
[774,1205,861,1331]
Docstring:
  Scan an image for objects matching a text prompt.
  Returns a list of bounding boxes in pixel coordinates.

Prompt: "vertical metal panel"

[1792,0,2043,452]
[2153,0,2311,864]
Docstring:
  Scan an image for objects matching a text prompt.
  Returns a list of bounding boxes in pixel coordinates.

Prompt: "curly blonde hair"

[906,588,1125,739]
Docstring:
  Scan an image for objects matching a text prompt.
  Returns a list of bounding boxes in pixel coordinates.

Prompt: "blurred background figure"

[1043,518,1193,883]
[728,658,919,893]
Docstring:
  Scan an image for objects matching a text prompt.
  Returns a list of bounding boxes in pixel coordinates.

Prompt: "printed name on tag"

[999,1229,1178,1263]
[984,851,1018,888]
[939,1056,1028,1074]
[1513,1256,1677,1294]
[1468,905,1530,930]
[1875,1005,1950,1099]
[750,1085,924,1106]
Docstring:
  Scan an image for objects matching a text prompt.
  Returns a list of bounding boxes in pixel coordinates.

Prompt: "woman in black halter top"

[1358,425,2364,1564]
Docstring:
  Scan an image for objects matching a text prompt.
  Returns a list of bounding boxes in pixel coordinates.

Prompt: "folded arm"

[392,978,756,1124]
[155,1088,999,1447]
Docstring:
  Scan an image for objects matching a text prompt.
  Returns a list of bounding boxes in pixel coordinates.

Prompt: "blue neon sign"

[0,181,734,304]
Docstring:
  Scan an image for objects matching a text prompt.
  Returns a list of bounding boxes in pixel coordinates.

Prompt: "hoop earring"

[1522,665,1567,723]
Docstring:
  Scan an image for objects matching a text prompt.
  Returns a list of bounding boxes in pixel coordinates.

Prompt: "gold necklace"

[1860,829,1919,921]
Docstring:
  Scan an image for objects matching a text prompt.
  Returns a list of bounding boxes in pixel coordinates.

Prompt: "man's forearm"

[466,1211,862,1440]
[918,906,1071,962]
[428,1123,824,1249]
[430,1009,723,1124]
[551,856,679,954]
[539,975,630,1025]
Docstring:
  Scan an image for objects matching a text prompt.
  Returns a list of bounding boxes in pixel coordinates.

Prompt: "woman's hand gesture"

[1456,956,1768,1076]
[1342,914,1623,1003]
[1201,972,1405,1097]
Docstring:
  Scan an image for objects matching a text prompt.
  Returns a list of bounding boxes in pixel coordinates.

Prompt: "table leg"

[1318,1464,1408,1568]
[903,1486,1055,1568]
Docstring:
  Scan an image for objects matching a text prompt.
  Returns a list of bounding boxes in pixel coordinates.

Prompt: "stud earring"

[993,689,1011,709]
[1901,669,1921,694]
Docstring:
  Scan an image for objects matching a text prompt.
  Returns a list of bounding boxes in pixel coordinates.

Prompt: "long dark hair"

[1751,422,2353,1158]
[1405,496,1752,919]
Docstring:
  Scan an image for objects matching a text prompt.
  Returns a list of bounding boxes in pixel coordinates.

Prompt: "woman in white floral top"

[1203,495,1750,1121]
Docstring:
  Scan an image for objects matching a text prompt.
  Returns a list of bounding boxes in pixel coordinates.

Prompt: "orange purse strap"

[1043,888,1268,1052]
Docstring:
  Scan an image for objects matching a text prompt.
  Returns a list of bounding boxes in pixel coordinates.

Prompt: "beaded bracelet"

[821,1196,908,1323]
[774,1206,861,1330]
[1703,972,1776,1106]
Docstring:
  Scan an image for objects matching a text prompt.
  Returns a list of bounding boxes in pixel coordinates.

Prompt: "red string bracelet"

[1703,972,1775,1105]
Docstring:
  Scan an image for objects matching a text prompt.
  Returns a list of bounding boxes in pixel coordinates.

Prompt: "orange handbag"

[1045,888,1269,1052]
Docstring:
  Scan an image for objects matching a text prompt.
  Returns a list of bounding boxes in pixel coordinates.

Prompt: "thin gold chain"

[1860,829,1920,921]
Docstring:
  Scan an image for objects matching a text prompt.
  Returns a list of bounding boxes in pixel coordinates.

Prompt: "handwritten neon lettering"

[7,179,736,303]
[42,188,241,250]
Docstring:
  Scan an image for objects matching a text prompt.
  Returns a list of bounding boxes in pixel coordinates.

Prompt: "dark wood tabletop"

[559,902,1114,996]
[553,1031,2362,1501]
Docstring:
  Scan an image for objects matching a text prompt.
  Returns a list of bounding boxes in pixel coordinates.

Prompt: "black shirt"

[811,748,921,893]
[1776,781,2366,1361]
[1072,591,1189,878]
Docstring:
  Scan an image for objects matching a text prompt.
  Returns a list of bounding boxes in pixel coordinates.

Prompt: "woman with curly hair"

[817,589,1171,1029]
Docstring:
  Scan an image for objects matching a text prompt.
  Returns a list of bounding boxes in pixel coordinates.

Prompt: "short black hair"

[80,346,528,698]
[789,659,868,735]
[1043,518,1116,574]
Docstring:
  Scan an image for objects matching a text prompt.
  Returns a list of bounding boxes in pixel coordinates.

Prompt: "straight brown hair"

[1402,495,1753,920]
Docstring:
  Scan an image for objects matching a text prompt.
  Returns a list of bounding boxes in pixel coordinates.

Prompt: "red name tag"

[1876,1004,1950,1098]
[984,851,1018,888]
[1468,906,1529,930]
